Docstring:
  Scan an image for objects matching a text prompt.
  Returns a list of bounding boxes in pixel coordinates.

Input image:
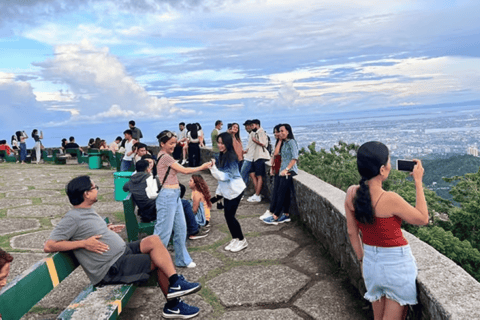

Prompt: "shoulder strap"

[157,154,172,186]
[373,191,386,209]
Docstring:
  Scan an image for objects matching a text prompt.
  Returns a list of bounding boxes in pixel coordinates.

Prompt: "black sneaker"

[167,275,201,300]
[163,299,200,319]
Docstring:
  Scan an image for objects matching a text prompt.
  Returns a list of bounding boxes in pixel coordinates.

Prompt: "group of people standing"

[1,129,43,164]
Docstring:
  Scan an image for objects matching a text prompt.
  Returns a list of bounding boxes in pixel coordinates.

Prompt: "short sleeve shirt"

[48,207,126,285]
[280,139,299,174]
[157,151,179,185]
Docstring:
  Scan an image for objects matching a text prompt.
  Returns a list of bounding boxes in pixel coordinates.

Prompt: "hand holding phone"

[396,159,416,172]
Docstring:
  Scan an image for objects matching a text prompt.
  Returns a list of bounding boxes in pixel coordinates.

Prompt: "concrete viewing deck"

[1,162,369,319]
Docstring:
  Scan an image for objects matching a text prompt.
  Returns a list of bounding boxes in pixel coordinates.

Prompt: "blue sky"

[1,0,480,146]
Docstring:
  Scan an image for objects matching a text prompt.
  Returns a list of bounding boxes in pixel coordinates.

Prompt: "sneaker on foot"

[188,228,209,240]
[181,159,187,165]
[163,299,200,319]
[186,262,196,268]
[167,275,201,300]
[263,216,279,225]
[247,194,261,203]
[259,209,273,220]
[276,214,291,224]
[225,238,239,251]
[230,238,248,252]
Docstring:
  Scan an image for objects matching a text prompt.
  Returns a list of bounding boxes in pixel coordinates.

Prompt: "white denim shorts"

[362,244,418,306]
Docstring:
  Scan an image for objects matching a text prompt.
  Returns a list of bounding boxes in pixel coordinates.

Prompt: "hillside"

[421,154,480,201]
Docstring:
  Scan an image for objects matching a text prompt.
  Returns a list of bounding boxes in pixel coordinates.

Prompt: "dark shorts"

[253,159,266,176]
[99,240,152,285]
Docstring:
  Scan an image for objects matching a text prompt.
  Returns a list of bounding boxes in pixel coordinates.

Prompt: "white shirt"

[123,140,134,161]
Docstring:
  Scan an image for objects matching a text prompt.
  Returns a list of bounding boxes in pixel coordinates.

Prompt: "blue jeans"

[181,199,199,236]
[20,143,27,162]
[240,160,253,186]
[120,159,132,172]
[154,188,193,267]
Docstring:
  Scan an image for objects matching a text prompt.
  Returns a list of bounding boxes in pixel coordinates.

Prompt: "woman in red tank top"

[345,141,428,320]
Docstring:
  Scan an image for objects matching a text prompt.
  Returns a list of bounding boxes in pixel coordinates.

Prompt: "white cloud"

[34,40,191,122]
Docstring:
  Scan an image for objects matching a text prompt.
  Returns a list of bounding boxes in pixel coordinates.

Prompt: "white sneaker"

[181,159,187,165]
[259,209,273,220]
[225,239,239,251]
[247,194,261,203]
[186,262,196,268]
[230,238,248,252]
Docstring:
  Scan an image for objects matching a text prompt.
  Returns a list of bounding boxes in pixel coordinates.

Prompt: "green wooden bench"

[42,149,63,163]
[123,193,156,242]
[0,150,17,162]
[0,218,141,320]
[65,148,89,164]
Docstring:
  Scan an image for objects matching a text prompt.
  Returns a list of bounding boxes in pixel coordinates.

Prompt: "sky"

[1,0,480,146]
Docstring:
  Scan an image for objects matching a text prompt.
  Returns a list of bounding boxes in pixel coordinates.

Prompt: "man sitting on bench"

[44,175,201,319]
[64,136,85,157]
[123,160,157,223]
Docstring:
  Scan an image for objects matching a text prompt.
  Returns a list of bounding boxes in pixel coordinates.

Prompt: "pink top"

[156,152,179,186]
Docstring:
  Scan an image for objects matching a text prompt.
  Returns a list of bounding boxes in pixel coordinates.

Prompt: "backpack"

[266,135,273,155]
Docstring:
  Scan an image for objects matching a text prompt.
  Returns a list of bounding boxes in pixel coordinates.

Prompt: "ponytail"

[354,177,375,224]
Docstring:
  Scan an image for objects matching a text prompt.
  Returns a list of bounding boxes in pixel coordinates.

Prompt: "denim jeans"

[20,143,27,162]
[181,199,199,236]
[240,160,253,186]
[120,159,132,172]
[155,188,193,267]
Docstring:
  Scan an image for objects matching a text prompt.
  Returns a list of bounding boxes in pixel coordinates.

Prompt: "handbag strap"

[157,154,172,187]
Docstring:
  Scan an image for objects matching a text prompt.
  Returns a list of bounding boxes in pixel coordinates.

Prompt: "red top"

[271,155,281,175]
[0,145,13,155]
[357,215,408,247]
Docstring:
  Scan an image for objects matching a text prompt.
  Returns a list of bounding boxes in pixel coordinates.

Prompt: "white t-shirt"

[123,140,134,161]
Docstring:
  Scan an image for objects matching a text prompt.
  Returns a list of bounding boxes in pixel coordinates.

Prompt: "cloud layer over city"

[1,0,480,142]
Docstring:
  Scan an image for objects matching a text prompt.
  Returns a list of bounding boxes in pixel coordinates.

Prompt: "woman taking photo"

[263,124,297,225]
[31,129,43,164]
[344,141,428,320]
[210,132,247,252]
[155,130,212,268]
[16,131,28,164]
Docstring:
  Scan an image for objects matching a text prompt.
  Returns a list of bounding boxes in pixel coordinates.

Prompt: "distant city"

[266,104,480,159]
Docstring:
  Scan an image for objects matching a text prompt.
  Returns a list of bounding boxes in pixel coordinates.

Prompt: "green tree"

[445,169,480,251]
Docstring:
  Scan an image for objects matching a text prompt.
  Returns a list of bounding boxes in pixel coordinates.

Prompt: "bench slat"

[123,195,156,242]
[57,283,137,320]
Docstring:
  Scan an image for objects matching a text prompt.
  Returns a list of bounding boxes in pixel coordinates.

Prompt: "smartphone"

[397,159,416,172]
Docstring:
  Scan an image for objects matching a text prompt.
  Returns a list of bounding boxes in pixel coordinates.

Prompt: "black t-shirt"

[65,143,80,156]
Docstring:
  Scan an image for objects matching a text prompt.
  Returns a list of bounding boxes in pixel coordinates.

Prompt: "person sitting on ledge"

[44,175,202,319]
[0,248,13,290]
[123,160,157,223]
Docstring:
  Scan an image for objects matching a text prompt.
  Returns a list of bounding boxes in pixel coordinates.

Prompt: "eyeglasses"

[90,185,99,191]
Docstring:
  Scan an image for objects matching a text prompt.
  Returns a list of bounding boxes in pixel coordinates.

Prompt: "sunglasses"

[158,131,176,140]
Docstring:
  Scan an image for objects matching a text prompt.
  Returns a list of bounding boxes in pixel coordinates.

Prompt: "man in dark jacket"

[123,160,156,222]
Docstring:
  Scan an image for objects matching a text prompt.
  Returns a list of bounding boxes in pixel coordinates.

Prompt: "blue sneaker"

[263,216,279,225]
[276,214,291,224]
[163,299,200,319]
[167,275,201,300]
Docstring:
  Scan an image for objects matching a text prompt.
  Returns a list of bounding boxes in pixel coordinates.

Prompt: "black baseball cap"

[243,120,252,125]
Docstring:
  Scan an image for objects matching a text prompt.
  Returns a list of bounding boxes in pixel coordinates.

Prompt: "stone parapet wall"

[200,146,480,319]
[271,170,480,319]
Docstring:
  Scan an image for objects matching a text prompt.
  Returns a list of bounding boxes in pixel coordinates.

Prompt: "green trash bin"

[113,171,133,201]
[88,153,102,169]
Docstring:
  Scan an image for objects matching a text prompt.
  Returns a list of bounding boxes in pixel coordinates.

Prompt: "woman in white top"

[210,132,248,252]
